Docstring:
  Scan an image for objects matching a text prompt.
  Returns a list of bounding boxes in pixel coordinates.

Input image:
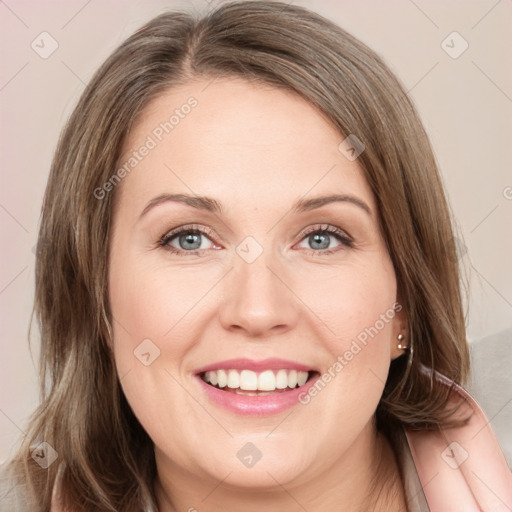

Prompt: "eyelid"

[294,223,354,252]
[298,223,352,242]
[159,223,217,243]
[158,222,354,255]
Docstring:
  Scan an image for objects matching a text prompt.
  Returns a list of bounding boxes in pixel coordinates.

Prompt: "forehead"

[115,78,375,216]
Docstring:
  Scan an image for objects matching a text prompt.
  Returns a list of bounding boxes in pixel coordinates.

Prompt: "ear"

[389,297,409,361]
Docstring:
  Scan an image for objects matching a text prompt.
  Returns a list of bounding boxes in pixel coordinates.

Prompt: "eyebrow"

[138,192,371,220]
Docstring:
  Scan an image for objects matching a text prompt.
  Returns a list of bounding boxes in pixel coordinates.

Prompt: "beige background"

[1,0,511,464]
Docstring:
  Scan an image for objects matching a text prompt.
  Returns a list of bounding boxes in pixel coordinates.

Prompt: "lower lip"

[195,373,320,416]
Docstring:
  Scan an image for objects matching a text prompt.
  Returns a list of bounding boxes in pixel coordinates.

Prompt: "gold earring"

[397,333,407,350]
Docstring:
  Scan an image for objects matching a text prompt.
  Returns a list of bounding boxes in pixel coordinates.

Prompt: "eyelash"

[158,223,354,257]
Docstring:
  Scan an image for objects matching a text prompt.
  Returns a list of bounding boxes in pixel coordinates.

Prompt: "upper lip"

[194,358,317,375]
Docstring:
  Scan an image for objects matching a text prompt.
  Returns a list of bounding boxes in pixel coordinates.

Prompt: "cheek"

[107,257,208,459]
[296,255,397,355]
[107,251,229,425]
[293,257,397,433]
[108,252,219,361]
[107,252,187,399]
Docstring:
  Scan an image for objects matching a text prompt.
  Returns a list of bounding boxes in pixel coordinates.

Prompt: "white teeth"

[202,369,310,391]
[275,369,288,389]
[217,369,227,388]
[297,371,308,386]
[288,369,298,388]
[227,369,239,389]
[240,370,258,390]
[258,370,276,391]
[208,370,218,387]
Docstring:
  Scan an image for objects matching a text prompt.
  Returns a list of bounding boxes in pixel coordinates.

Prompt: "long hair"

[1,2,469,510]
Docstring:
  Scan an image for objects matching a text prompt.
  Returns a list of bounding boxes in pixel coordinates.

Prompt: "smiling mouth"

[199,369,320,396]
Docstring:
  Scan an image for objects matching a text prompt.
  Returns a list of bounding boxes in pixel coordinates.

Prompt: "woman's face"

[108,78,406,495]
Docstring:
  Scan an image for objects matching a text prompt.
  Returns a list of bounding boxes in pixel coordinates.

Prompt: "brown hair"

[1,1,469,510]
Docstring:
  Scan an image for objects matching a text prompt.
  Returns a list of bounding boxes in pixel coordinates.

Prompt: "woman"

[1,1,511,511]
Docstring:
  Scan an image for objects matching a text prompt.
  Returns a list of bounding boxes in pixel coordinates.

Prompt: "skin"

[108,78,409,511]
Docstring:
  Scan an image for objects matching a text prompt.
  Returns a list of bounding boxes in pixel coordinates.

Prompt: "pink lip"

[195,370,321,416]
[194,357,315,374]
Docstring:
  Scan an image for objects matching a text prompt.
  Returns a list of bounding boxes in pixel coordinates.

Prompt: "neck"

[154,422,406,512]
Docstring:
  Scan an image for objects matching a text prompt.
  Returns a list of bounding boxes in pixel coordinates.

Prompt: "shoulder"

[404,373,512,511]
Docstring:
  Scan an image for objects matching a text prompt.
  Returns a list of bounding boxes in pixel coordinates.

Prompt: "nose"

[218,253,300,338]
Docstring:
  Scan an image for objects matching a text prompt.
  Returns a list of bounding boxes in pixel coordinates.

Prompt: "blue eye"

[158,223,353,256]
[297,224,353,254]
[159,225,217,255]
